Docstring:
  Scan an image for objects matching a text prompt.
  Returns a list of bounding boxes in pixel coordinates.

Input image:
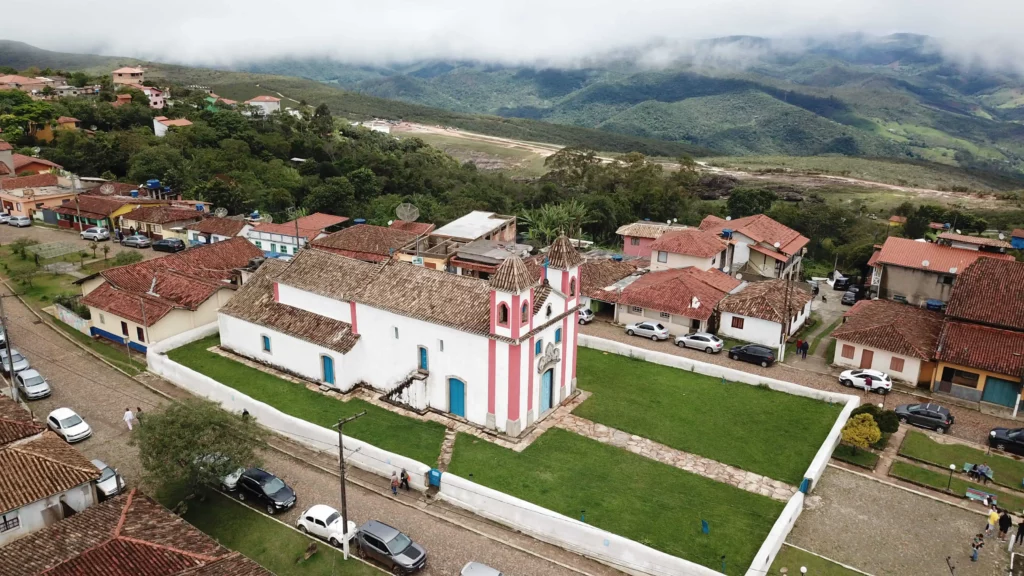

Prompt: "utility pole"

[74,195,83,232]
[337,411,366,557]
[0,293,14,401]
[779,266,792,362]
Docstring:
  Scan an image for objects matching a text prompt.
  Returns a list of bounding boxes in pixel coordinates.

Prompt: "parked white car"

[675,332,724,353]
[92,459,124,500]
[578,308,594,325]
[625,321,669,341]
[81,227,111,241]
[46,408,93,443]
[0,213,9,224]
[8,215,31,227]
[296,504,356,547]
[15,369,51,400]
[462,562,504,576]
[839,369,893,394]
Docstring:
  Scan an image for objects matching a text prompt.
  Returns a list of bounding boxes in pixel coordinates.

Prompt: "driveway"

[0,283,619,576]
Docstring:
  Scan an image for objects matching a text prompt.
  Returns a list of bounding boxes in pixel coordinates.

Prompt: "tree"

[521,200,592,245]
[841,413,881,453]
[303,176,354,216]
[89,242,98,259]
[129,398,265,511]
[102,244,111,260]
[726,187,777,218]
[903,211,930,239]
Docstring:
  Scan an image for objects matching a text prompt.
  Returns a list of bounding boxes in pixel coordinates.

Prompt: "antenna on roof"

[214,207,229,218]
[396,203,420,222]
[999,233,1006,241]
[147,277,158,297]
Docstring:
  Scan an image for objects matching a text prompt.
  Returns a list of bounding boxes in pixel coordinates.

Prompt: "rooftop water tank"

[146,179,160,189]
[612,254,623,261]
[354,218,367,225]
[130,190,139,198]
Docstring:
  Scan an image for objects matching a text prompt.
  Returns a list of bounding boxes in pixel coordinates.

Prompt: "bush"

[53,292,91,319]
[841,413,881,452]
[112,251,143,266]
[851,404,900,434]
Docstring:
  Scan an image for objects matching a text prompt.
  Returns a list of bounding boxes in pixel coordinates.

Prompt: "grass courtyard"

[447,428,783,575]
[899,430,1024,493]
[168,335,447,465]
[574,348,843,485]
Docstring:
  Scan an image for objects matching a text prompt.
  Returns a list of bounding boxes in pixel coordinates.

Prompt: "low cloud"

[5,0,1024,72]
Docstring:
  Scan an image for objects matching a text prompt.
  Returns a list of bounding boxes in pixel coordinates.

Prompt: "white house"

[218,236,585,437]
[717,279,812,348]
[699,214,809,279]
[648,227,731,272]
[0,396,100,546]
[186,216,251,245]
[831,299,943,386]
[153,116,192,137]
[245,95,282,115]
[615,267,743,335]
[246,212,348,258]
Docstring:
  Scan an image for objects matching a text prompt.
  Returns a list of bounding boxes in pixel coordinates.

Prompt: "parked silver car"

[121,234,152,248]
[461,562,503,576]
[578,308,594,325]
[675,332,724,353]
[355,520,427,573]
[1,348,30,374]
[0,213,9,224]
[92,459,124,500]
[15,369,51,399]
[8,215,31,227]
[81,226,111,241]
[625,321,669,341]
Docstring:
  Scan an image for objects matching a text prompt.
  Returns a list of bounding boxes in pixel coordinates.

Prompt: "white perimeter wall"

[833,339,923,383]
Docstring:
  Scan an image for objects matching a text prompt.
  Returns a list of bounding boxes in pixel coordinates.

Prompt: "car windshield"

[907,404,922,411]
[262,477,285,495]
[325,511,341,526]
[6,353,24,363]
[709,336,721,342]
[385,533,412,555]
[59,415,83,428]
[23,375,45,387]
[654,324,665,330]
[98,466,116,482]
[1009,430,1024,439]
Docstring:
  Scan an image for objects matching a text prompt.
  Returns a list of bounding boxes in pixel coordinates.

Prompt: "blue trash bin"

[428,469,442,487]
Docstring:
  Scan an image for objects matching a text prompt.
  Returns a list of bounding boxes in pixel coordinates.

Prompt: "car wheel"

[329,537,340,548]
[676,341,685,348]
[391,566,405,576]
[936,427,946,435]
[729,353,738,360]
[579,319,585,325]
[651,335,658,341]
[899,416,908,423]
[997,443,1007,451]
[266,504,276,515]
[298,525,308,534]
[626,330,634,336]
[840,379,852,387]
[357,545,367,559]
[760,360,768,367]
[236,492,245,501]
[705,347,713,354]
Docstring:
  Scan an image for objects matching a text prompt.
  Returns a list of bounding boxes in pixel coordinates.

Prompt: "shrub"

[112,251,144,266]
[841,413,881,452]
[851,404,899,434]
[53,292,91,319]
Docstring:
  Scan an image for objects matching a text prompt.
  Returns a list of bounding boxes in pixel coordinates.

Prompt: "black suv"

[152,238,187,253]
[894,403,954,433]
[728,344,775,367]
[356,520,427,574]
[234,468,296,515]
[989,428,1024,456]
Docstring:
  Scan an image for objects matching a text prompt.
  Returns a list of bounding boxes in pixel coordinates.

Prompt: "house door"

[540,369,554,412]
[859,349,874,369]
[982,376,1020,408]
[448,378,465,417]
[321,356,335,385]
[418,347,428,371]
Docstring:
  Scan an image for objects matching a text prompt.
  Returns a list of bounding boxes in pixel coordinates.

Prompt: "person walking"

[390,472,399,496]
[801,341,809,359]
[399,469,410,491]
[999,509,1013,541]
[1014,516,1024,550]
[971,533,985,562]
[986,507,1000,536]
[796,339,803,356]
[135,407,143,426]
[122,407,135,431]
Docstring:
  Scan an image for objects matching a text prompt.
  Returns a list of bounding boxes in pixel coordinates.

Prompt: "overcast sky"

[5,0,1022,71]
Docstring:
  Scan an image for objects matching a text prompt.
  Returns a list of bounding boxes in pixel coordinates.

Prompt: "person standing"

[123,407,135,431]
[796,340,803,356]
[135,407,143,426]
[390,472,399,496]
[399,469,410,491]
[801,341,809,359]
[971,533,985,562]
[1014,516,1024,550]
[986,507,1000,536]
[999,509,1013,541]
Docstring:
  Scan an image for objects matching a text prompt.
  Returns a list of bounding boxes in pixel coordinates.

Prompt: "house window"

[890,357,905,372]
[569,278,576,297]
[546,304,553,318]
[535,339,543,355]
[555,328,562,343]
[99,313,105,324]
[939,275,954,285]
[660,312,671,319]
[394,327,400,339]
[137,327,145,342]
[941,367,980,388]
[657,251,667,263]
[497,303,509,326]
[255,241,262,248]
[731,316,744,329]
[630,237,640,246]
[261,335,271,352]
[121,321,129,336]
[0,512,19,534]
[630,306,643,314]
[439,340,444,352]
[841,344,855,359]
[521,301,529,324]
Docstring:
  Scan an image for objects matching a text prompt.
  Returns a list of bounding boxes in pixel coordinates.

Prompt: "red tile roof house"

[312,224,418,263]
[699,214,809,279]
[245,95,282,115]
[79,238,263,352]
[615,266,743,335]
[871,236,1014,306]
[185,216,251,245]
[0,488,274,576]
[246,212,349,259]
[717,279,813,349]
[831,299,944,386]
[648,226,731,273]
[0,140,63,177]
[153,116,193,137]
[930,257,1024,412]
[614,221,675,258]
[51,195,167,232]
[0,395,102,546]
[119,206,206,240]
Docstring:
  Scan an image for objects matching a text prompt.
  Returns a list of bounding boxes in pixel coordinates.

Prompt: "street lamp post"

[947,464,956,492]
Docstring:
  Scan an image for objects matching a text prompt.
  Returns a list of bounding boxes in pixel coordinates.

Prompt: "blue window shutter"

[555,328,562,343]
[536,340,542,355]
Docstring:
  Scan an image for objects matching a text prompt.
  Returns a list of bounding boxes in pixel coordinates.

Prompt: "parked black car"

[988,428,1024,456]
[356,520,427,574]
[841,290,857,305]
[832,276,852,291]
[728,344,775,367]
[894,403,954,433]
[152,238,187,253]
[234,468,296,515]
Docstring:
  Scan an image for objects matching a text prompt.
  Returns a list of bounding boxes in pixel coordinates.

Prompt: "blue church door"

[449,378,465,417]
[541,369,554,412]
[321,355,335,385]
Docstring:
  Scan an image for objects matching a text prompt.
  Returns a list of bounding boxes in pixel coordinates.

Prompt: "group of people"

[973,506,1024,561]
[390,469,411,495]
[123,407,142,430]
[968,462,994,484]
[793,339,810,360]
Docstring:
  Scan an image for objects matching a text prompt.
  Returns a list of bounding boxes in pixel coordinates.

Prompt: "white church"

[218,236,584,437]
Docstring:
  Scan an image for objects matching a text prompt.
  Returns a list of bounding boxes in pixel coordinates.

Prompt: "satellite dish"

[89,125,97,131]
[773,242,781,248]
[387,220,394,226]
[99,183,115,195]
[672,218,678,223]
[666,220,672,225]
[31,147,41,156]
[922,260,930,267]
[725,216,732,221]
[955,229,962,234]
[396,203,420,222]
[949,267,958,274]
[735,273,742,279]
[999,233,1006,240]
[214,207,229,218]
[261,214,274,224]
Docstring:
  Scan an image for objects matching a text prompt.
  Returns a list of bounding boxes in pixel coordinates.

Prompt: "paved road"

[0,221,165,262]
[0,283,617,576]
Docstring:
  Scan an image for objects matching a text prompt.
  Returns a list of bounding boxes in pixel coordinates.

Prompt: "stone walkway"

[557,414,797,501]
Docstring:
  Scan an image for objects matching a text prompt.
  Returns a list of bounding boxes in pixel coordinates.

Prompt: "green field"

[899,430,1024,493]
[168,335,447,465]
[573,348,842,485]
[831,444,879,469]
[447,428,782,575]
[889,461,1024,511]
[769,545,865,576]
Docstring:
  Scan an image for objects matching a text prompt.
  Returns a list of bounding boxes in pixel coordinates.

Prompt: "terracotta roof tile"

[937,232,1012,249]
[579,259,643,300]
[532,283,553,314]
[490,255,539,293]
[889,215,907,223]
[1012,229,1024,240]
[615,221,672,239]
[831,299,944,359]
[0,163,9,175]
[719,279,811,324]
[311,224,416,262]
[253,213,347,238]
[113,67,145,74]
[618,267,739,321]
[221,260,358,354]
[0,173,59,190]
[544,236,584,270]
[937,321,1024,377]
[156,118,193,128]
[0,140,13,151]
[945,257,1024,331]
[124,206,204,225]
[13,153,62,170]
[57,116,80,124]
[0,432,101,515]
[186,217,248,237]
[699,214,809,256]
[0,395,43,447]
[875,237,1013,273]
[246,95,280,103]
[389,220,435,235]
[649,227,727,258]
[53,195,163,219]
[182,553,274,576]
[275,248,379,302]
[82,282,175,326]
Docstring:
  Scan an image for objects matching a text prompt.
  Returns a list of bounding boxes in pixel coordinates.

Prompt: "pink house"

[615,221,674,258]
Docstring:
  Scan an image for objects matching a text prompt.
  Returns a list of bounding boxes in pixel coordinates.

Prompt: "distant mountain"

[239,35,1024,172]
[0,40,131,73]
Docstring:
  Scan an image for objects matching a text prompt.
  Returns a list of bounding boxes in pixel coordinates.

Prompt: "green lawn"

[810,316,843,355]
[168,336,446,465]
[889,461,1024,511]
[769,544,864,576]
[447,428,783,575]
[899,430,1024,493]
[831,444,879,469]
[574,348,842,485]
[50,319,143,376]
[182,491,378,575]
